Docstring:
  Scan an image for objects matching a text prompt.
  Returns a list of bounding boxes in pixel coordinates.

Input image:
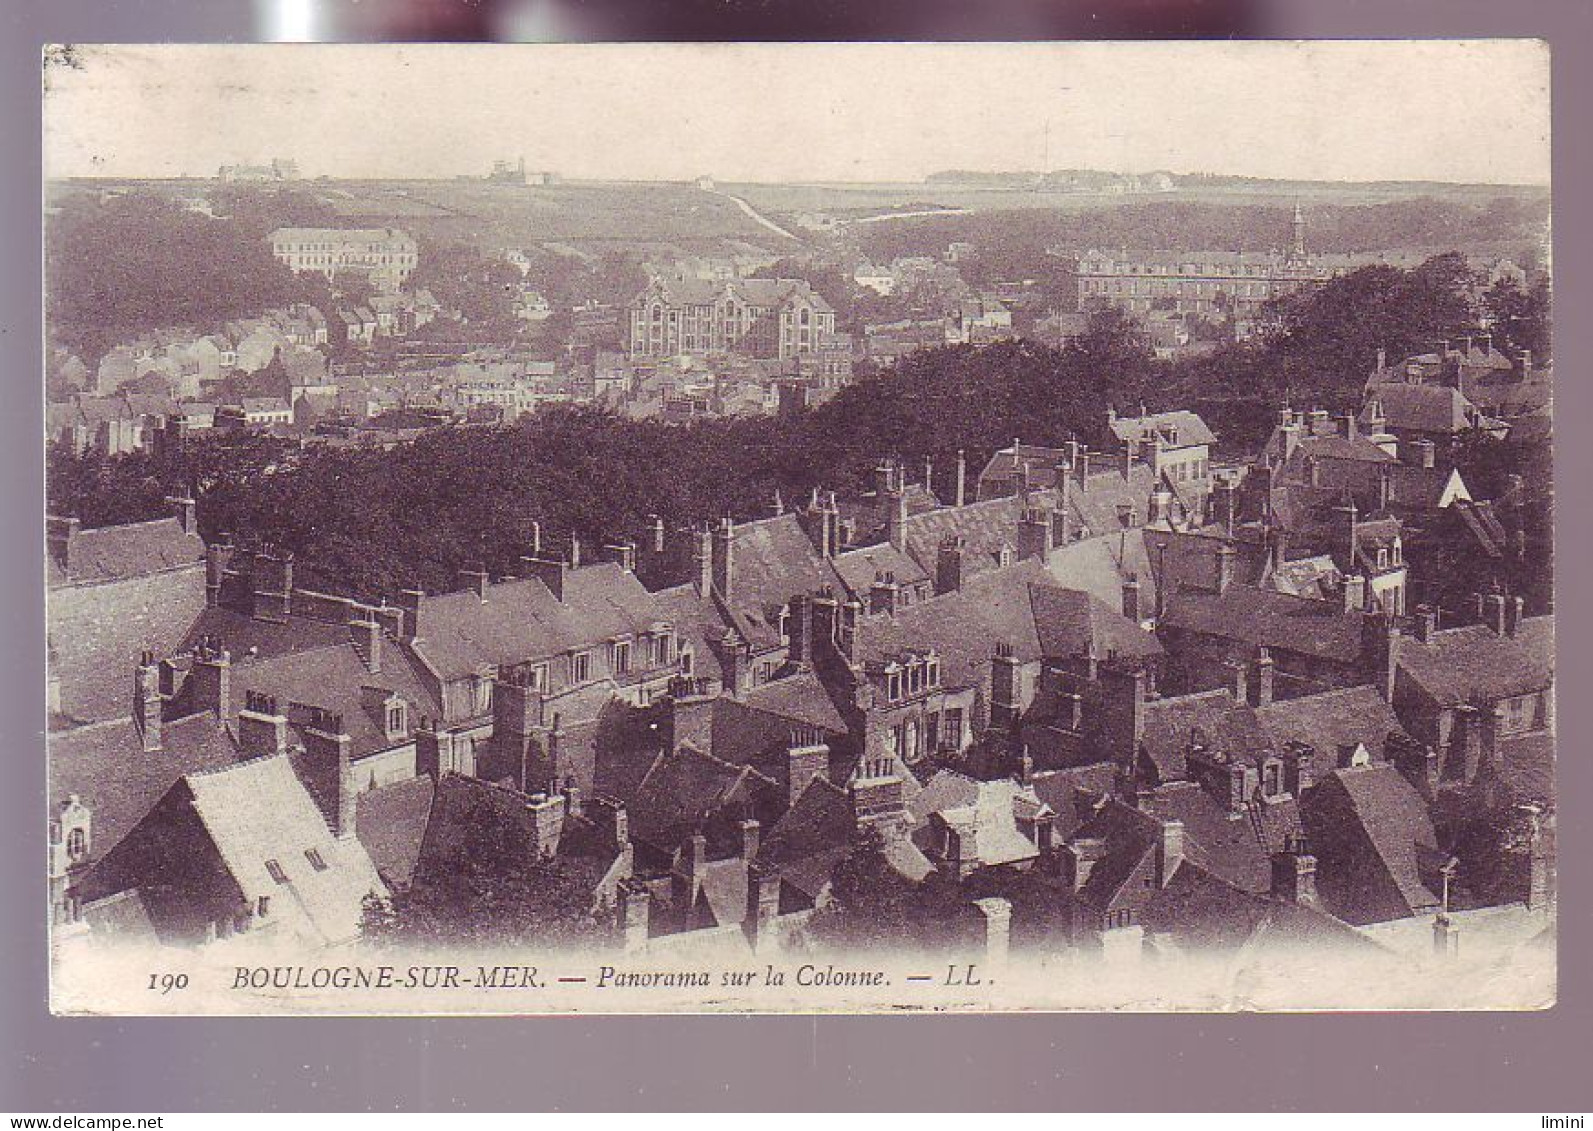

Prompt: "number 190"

[148,972,188,993]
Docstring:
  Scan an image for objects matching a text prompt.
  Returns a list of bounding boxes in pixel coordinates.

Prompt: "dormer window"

[611,639,631,676]
[66,827,87,862]
[1377,548,1389,570]
[927,658,940,688]
[265,859,289,885]
[651,632,673,667]
[529,663,549,692]
[384,696,409,740]
[886,667,903,702]
[572,651,592,684]
[304,848,328,872]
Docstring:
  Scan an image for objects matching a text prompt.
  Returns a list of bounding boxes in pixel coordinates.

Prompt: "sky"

[43,41,1551,185]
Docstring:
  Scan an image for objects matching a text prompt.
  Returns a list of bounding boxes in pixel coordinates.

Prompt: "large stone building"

[627,277,837,361]
[269,227,418,293]
[1075,205,1331,333]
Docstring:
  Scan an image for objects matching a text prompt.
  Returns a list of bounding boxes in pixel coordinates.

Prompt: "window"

[653,633,672,667]
[385,699,408,739]
[572,651,591,684]
[679,648,693,676]
[265,859,289,885]
[1263,762,1281,797]
[944,708,964,749]
[304,848,328,872]
[66,827,87,862]
[611,640,631,676]
[886,669,903,701]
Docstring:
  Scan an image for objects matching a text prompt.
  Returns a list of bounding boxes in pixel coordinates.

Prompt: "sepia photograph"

[40,40,1554,1016]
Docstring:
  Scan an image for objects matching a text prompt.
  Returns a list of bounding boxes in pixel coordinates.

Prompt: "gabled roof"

[1108,410,1217,450]
[1026,584,1164,663]
[1160,584,1367,664]
[899,493,1034,581]
[1396,617,1553,706]
[412,563,668,681]
[1362,384,1477,434]
[354,774,437,889]
[757,776,854,900]
[1304,763,1442,925]
[1139,689,1266,784]
[1292,434,1397,465]
[49,517,204,587]
[628,743,771,855]
[1255,684,1410,780]
[832,542,931,597]
[50,713,240,858]
[1149,781,1300,894]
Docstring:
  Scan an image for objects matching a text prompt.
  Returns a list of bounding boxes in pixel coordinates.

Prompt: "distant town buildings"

[627,277,838,361]
[217,158,299,182]
[269,227,419,293]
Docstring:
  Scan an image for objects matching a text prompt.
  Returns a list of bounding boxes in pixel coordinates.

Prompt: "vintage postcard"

[42,41,1553,1015]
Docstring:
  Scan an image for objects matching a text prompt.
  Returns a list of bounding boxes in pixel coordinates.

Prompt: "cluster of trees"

[46,254,1547,601]
[854,196,1548,269]
[46,195,315,362]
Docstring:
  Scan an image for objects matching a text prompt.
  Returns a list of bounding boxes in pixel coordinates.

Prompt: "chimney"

[528,520,543,556]
[1214,542,1237,594]
[1390,734,1439,800]
[1122,440,1137,481]
[869,571,901,617]
[46,516,80,573]
[522,554,567,601]
[745,863,782,953]
[712,517,735,602]
[955,448,967,507]
[1156,820,1184,888]
[1377,462,1392,512]
[568,536,582,570]
[1282,740,1314,796]
[1376,346,1387,373]
[1483,592,1508,636]
[561,782,583,819]
[1413,605,1439,643]
[1270,835,1319,905]
[1521,804,1553,912]
[166,494,197,534]
[252,550,295,620]
[1253,647,1275,707]
[787,725,830,807]
[1064,837,1108,893]
[1017,507,1051,562]
[303,709,355,839]
[935,535,966,595]
[1341,412,1357,442]
[456,566,489,599]
[673,832,710,927]
[189,639,232,719]
[739,818,761,861]
[1433,914,1460,959]
[1342,573,1367,613]
[204,538,234,608]
[974,897,1012,971]
[349,617,382,673]
[616,877,651,952]
[692,524,714,597]
[989,642,1022,730]
[1505,595,1524,637]
[237,691,289,758]
[525,791,567,859]
[1122,573,1142,623]
[397,589,424,640]
[133,651,162,752]
[1408,438,1436,469]
[1227,660,1248,706]
[603,542,638,573]
[647,514,666,555]
[885,489,908,552]
[1518,349,1533,378]
[415,716,463,778]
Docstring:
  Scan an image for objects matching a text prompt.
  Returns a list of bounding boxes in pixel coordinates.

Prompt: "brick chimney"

[869,571,901,617]
[1156,820,1185,888]
[1253,647,1275,707]
[133,650,162,752]
[603,541,638,573]
[189,638,232,719]
[204,537,235,608]
[935,535,966,595]
[672,832,710,928]
[1504,595,1524,637]
[739,818,761,861]
[974,896,1012,970]
[616,877,651,952]
[1282,740,1315,795]
[712,517,735,602]
[1412,605,1439,643]
[46,516,80,574]
[415,716,464,778]
[252,550,295,620]
[1482,592,1508,636]
[1270,834,1319,905]
[165,494,197,534]
[1214,542,1237,594]
[1017,507,1052,562]
[990,642,1022,730]
[786,725,829,807]
[525,791,567,859]
[237,691,289,758]
[1342,573,1367,613]
[1122,573,1142,623]
[523,554,568,601]
[745,863,782,953]
[303,708,355,839]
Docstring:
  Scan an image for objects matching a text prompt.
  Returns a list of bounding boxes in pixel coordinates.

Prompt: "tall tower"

[1289,200,1307,262]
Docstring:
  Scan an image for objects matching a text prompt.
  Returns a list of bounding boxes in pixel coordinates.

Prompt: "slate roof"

[1488,732,1555,807]
[628,743,772,855]
[1139,689,1265,784]
[49,713,241,858]
[228,636,441,763]
[1026,585,1164,663]
[1395,617,1553,706]
[1160,584,1367,664]
[757,777,854,901]
[899,493,1032,580]
[832,542,931,597]
[1149,781,1301,894]
[1255,684,1408,777]
[354,774,437,889]
[412,563,668,680]
[182,754,386,944]
[715,514,845,650]
[910,771,1045,869]
[1292,434,1397,465]
[1304,763,1442,925]
[1362,385,1476,434]
[49,517,204,587]
[1108,410,1217,450]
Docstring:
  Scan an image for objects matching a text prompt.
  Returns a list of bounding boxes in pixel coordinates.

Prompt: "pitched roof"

[354,774,437,889]
[1026,584,1164,663]
[757,777,854,900]
[716,514,844,650]
[1255,684,1410,780]
[1160,584,1367,664]
[49,517,204,587]
[1396,617,1553,706]
[50,713,240,858]
[832,542,931,597]
[1305,763,1441,925]
[1293,434,1397,464]
[184,754,386,944]
[1107,410,1217,450]
[1139,689,1266,784]
[899,493,1032,580]
[1362,384,1476,434]
[1149,781,1300,894]
[412,564,668,680]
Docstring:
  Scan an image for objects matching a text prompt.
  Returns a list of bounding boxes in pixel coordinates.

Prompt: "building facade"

[628,277,837,361]
[269,228,419,293]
